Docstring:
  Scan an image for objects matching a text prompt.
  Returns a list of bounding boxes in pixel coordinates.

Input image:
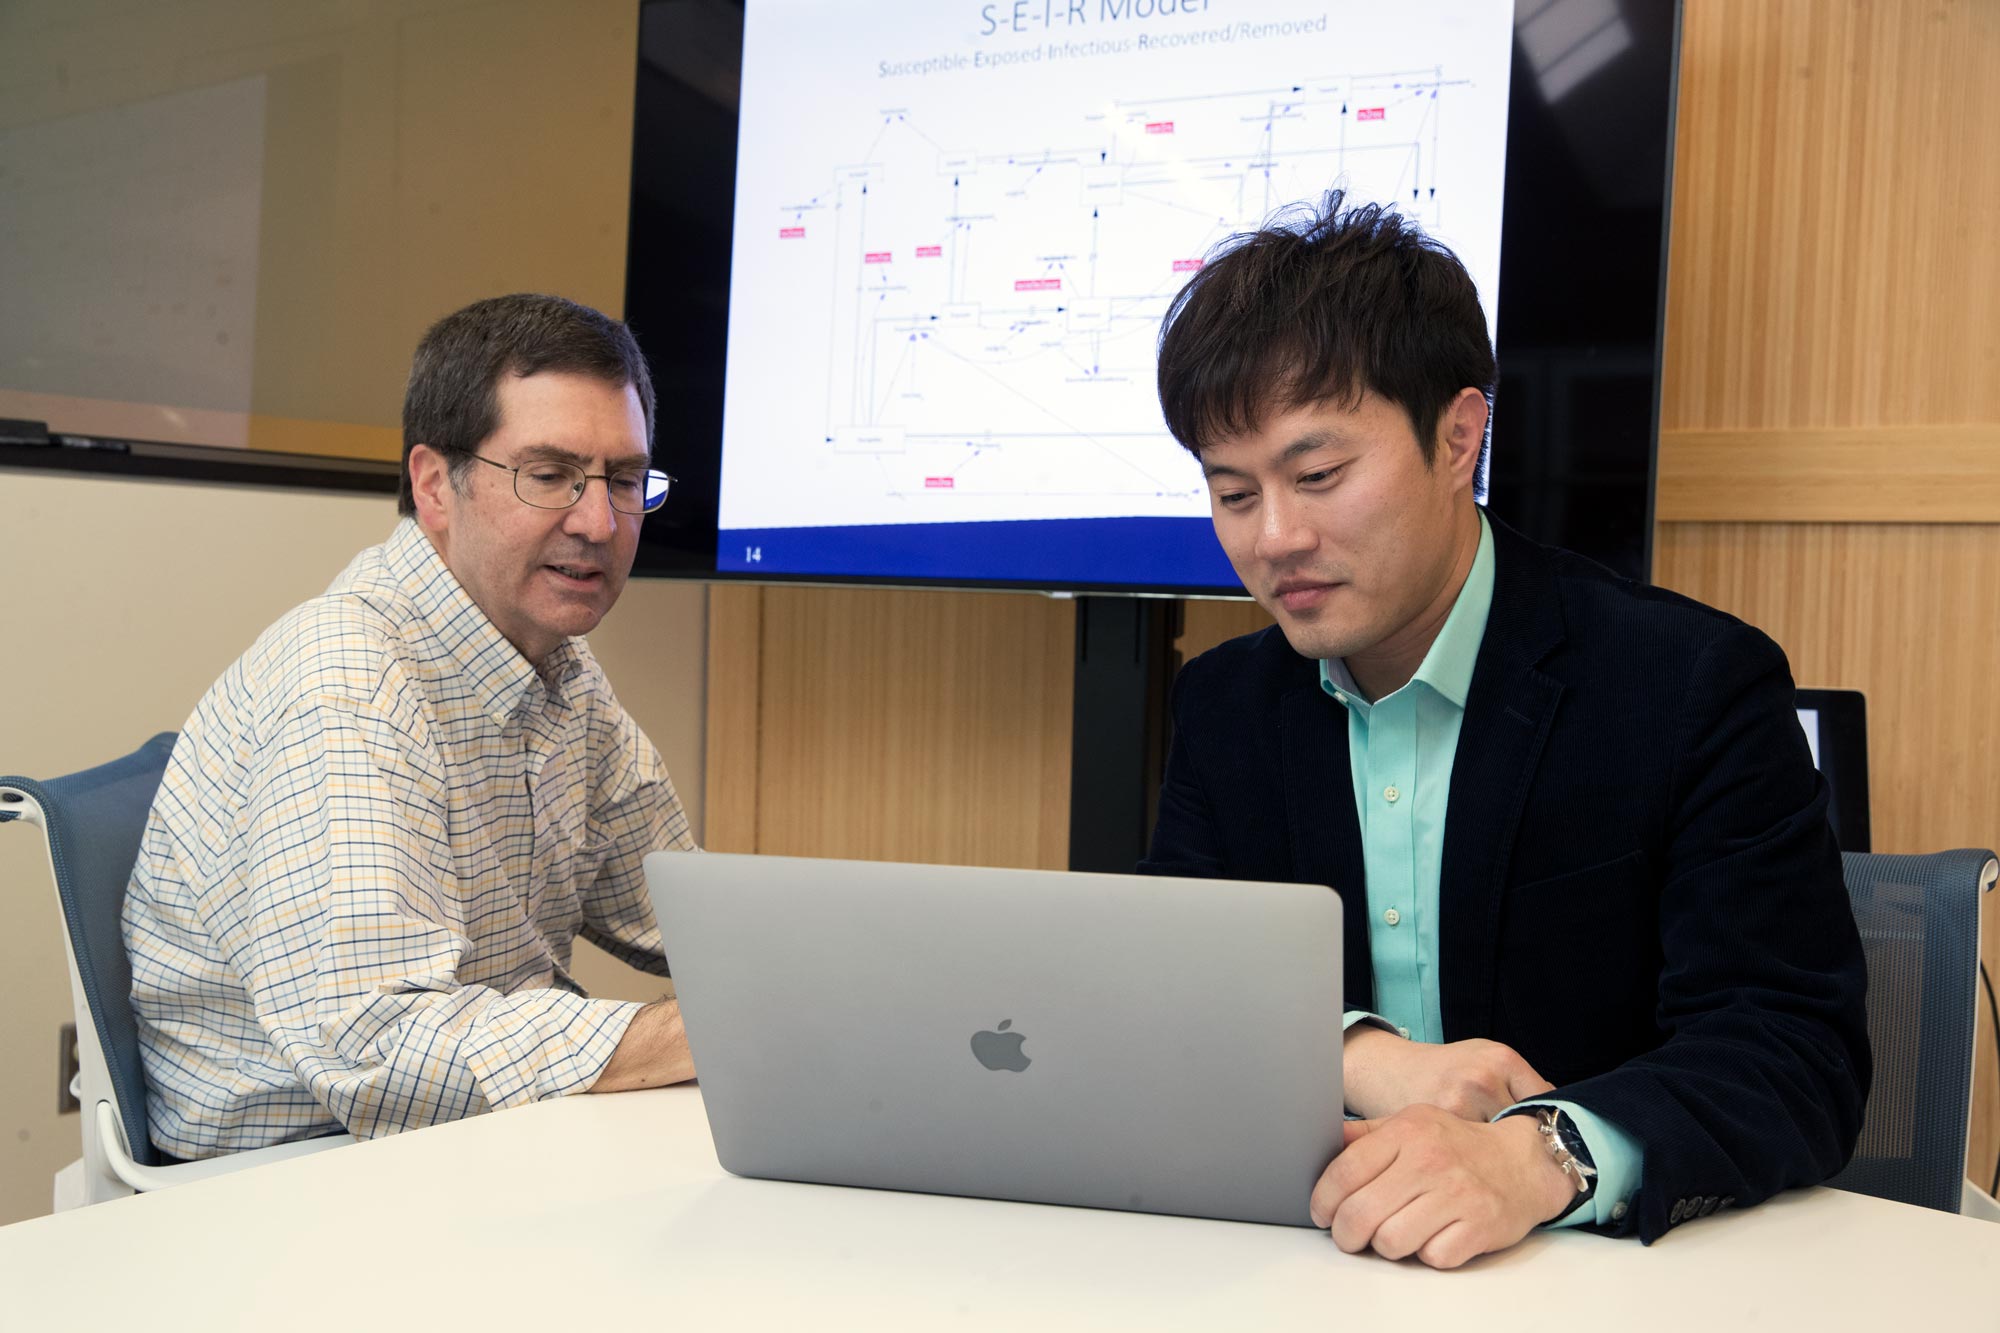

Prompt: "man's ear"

[408,444,456,534]
[1437,387,1489,491]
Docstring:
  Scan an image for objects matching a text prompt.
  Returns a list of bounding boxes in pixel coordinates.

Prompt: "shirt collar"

[1319,509,1496,713]
[381,518,579,722]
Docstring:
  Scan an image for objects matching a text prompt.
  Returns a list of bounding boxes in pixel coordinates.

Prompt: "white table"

[3,1086,1995,1329]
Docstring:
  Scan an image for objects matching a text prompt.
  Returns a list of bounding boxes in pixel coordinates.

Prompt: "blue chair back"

[1830,848,1997,1212]
[0,734,177,1169]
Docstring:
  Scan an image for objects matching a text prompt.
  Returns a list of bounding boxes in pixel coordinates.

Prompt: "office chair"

[1828,848,1998,1215]
[1,735,352,1209]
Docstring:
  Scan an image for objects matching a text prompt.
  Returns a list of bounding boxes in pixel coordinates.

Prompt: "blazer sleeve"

[1138,665,1228,881]
[1554,622,1871,1243]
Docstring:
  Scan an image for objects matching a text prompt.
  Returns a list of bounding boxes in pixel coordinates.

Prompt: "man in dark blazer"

[1142,192,1869,1266]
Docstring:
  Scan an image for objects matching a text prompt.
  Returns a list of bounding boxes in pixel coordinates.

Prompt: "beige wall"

[1,0,647,456]
[0,0,706,1226]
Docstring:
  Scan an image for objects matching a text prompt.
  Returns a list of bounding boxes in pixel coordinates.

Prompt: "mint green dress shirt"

[1327,512,1641,1230]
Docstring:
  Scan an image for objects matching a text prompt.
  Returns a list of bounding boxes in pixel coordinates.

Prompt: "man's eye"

[1301,465,1344,486]
[526,469,570,485]
[1217,491,1252,506]
[608,473,645,495]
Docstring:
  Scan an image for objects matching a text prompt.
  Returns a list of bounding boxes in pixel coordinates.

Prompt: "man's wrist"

[591,997,694,1092]
[1340,1023,1402,1117]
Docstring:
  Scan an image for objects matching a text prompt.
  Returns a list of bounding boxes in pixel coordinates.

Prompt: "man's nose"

[1253,492,1316,562]
[563,477,619,542]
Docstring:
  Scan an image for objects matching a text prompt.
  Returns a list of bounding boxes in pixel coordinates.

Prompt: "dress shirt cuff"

[525,996,649,1100]
[1341,1009,1400,1036]
[1498,1097,1644,1231]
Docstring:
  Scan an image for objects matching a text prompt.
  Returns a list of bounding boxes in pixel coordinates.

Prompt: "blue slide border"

[718,516,1241,590]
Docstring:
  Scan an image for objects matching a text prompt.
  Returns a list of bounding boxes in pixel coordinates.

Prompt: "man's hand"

[1343,1025,1554,1121]
[589,999,696,1093]
[1310,1107,1578,1269]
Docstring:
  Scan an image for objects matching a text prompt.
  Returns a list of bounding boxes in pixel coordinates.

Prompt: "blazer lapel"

[1279,682,1372,1008]
[1438,520,1566,1041]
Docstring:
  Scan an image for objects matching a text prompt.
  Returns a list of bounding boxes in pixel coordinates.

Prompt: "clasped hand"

[1312,1107,1578,1268]
[1317,1028,1575,1268]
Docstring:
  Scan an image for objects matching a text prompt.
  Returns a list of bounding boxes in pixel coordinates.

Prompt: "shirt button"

[1611,1201,1628,1222]
[1383,785,1400,803]
[1333,691,1348,705]
[1383,908,1401,926]
[1396,1026,1411,1038]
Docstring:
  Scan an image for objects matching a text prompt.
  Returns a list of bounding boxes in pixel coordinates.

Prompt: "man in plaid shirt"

[126,294,697,1158]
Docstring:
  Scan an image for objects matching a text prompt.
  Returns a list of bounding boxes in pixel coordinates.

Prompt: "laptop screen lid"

[645,851,1343,1227]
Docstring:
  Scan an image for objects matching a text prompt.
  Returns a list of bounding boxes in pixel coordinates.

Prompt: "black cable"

[1983,960,2000,1199]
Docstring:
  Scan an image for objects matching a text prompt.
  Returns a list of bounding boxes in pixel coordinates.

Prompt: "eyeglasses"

[452,449,674,515]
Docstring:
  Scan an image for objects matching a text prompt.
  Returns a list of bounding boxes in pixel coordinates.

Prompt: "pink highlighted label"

[865,251,892,263]
[779,226,805,238]
[1172,259,1204,272]
[925,476,955,489]
[1357,107,1385,122]
[1145,120,1174,134]
[915,245,943,258]
[1014,278,1061,291]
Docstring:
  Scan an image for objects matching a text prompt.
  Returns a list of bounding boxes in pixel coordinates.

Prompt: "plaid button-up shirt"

[125,518,693,1159]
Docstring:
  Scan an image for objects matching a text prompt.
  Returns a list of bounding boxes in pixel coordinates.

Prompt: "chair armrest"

[98,1101,356,1192]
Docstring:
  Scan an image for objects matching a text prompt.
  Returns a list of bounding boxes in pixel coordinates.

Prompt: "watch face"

[1535,1109,1596,1210]
[1551,1111,1597,1174]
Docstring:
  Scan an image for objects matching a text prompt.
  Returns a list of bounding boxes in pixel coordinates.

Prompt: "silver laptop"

[643,851,1343,1227]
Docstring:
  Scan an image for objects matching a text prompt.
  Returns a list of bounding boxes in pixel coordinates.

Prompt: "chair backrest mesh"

[1828,848,1994,1212]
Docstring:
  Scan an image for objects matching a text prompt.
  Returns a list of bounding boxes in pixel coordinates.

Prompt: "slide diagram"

[717,1,1514,536]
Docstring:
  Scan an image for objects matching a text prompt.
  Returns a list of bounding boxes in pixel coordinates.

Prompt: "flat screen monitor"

[1796,688,1871,853]
[624,0,1682,593]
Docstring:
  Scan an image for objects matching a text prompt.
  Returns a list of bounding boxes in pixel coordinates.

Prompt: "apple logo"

[970,1018,1031,1072]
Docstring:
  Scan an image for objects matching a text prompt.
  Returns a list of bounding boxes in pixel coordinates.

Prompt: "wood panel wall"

[1652,0,2000,1196]
[707,0,2000,1194]
[705,585,1075,867]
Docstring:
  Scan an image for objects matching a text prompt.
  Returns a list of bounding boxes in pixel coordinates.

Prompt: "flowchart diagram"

[717,1,1513,535]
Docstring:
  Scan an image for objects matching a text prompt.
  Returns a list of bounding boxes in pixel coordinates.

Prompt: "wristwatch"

[1516,1106,1597,1221]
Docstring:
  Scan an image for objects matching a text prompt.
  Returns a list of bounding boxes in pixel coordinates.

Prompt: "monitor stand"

[1067,596,1182,873]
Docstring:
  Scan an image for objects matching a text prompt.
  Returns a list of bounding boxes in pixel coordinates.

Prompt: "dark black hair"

[1155,190,1494,475]
[398,293,656,516]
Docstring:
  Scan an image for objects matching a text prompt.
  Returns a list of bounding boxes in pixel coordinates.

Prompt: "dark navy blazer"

[1141,515,1870,1243]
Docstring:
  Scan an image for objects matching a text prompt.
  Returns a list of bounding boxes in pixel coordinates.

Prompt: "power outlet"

[57,1023,79,1114]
